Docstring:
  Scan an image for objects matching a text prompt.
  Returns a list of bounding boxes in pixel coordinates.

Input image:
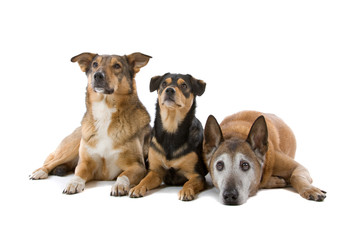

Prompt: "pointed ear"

[246,116,268,159]
[150,75,163,92]
[203,115,223,169]
[188,75,206,96]
[71,52,98,73]
[126,52,152,74]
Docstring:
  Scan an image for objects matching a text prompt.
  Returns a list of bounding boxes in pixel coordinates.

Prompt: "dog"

[129,73,207,201]
[203,111,326,205]
[30,52,152,196]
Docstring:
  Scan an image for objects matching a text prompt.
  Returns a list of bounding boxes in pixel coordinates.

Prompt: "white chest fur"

[85,97,122,179]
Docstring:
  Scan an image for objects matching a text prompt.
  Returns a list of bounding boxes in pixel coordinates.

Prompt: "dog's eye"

[93,62,98,68]
[240,161,250,171]
[114,63,121,69]
[181,83,187,89]
[216,161,224,171]
[161,82,167,88]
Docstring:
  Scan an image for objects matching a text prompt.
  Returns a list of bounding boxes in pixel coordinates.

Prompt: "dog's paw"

[63,176,85,194]
[110,176,130,197]
[300,186,327,201]
[29,169,48,180]
[179,188,195,201]
[129,185,147,198]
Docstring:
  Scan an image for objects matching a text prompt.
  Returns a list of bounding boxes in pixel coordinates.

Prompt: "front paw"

[129,185,147,198]
[63,176,85,194]
[300,186,327,201]
[179,188,195,201]
[29,169,48,180]
[110,176,130,197]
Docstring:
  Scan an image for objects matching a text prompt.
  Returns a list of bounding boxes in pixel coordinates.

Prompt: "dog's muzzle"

[222,188,240,205]
[92,72,114,94]
[164,87,176,101]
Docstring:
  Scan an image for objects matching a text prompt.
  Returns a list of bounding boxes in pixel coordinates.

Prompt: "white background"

[1,0,359,239]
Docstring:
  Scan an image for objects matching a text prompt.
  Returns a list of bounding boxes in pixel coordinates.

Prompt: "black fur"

[150,73,208,185]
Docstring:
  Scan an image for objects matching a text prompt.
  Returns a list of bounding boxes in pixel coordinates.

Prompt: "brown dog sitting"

[30,52,152,197]
[203,111,326,205]
[129,73,207,201]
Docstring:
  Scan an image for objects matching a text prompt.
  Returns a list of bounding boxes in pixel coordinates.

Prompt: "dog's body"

[129,73,207,201]
[30,52,152,196]
[203,111,326,205]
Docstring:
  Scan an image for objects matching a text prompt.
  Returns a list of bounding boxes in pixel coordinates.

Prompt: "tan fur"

[204,110,326,202]
[30,52,152,196]
[158,82,194,133]
[129,141,204,200]
[129,74,206,200]
[220,111,296,187]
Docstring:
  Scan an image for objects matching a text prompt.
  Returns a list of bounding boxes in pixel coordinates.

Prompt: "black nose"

[223,189,239,205]
[165,87,175,95]
[94,72,105,83]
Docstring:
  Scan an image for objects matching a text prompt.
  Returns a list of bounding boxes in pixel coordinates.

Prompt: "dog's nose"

[165,87,175,95]
[94,72,105,83]
[223,189,239,205]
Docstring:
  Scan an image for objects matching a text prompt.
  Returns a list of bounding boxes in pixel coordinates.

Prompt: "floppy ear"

[246,116,268,159]
[126,52,152,74]
[203,115,223,169]
[188,75,206,96]
[150,75,163,92]
[71,52,98,73]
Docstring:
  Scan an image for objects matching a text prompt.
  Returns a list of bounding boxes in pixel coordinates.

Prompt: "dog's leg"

[111,163,147,197]
[290,165,326,201]
[30,127,81,180]
[261,176,287,189]
[179,174,206,201]
[129,170,165,198]
[63,146,95,194]
[273,151,326,201]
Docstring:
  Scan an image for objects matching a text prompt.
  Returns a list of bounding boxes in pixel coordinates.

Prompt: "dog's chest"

[86,99,122,179]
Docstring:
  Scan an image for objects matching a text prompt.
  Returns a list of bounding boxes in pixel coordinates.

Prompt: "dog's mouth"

[163,96,182,108]
[93,87,114,95]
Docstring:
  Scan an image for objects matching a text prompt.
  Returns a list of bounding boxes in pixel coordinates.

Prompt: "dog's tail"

[143,125,152,170]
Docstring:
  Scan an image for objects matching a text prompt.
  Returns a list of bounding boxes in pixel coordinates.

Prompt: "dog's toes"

[300,186,327,202]
[129,185,147,198]
[179,188,195,201]
[63,177,85,195]
[110,179,130,197]
[29,169,48,180]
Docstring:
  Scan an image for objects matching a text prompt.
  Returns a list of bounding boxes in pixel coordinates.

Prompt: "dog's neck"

[86,85,139,112]
[157,100,195,134]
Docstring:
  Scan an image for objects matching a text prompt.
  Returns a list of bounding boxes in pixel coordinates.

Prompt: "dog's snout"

[94,72,105,83]
[223,189,239,205]
[165,87,175,95]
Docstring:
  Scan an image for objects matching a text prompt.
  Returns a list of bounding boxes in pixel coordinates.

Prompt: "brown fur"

[129,73,207,201]
[30,52,152,196]
[203,111,326,204]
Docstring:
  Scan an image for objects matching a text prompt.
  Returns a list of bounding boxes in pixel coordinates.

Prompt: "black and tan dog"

[203,111,326,205]
[30,52,152,196]
[129,73,207,201]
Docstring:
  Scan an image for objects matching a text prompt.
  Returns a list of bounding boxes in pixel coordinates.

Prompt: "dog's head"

[150,73,206,110]
[203,115,268,205]
[71,52,151,95]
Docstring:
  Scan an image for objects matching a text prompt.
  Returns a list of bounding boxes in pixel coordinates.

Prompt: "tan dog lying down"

[203,111,326,205]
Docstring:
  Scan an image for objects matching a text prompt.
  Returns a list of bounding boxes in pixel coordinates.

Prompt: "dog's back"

[220,111,296,158]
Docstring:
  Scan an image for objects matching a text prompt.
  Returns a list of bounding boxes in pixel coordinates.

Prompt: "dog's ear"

[150,75,162,92]
[203,115,223,169]
[188,75,206,96]
[126,52,152,74]
[246,116,268,160]
[150,73,170,92]
[71,53,98,73]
